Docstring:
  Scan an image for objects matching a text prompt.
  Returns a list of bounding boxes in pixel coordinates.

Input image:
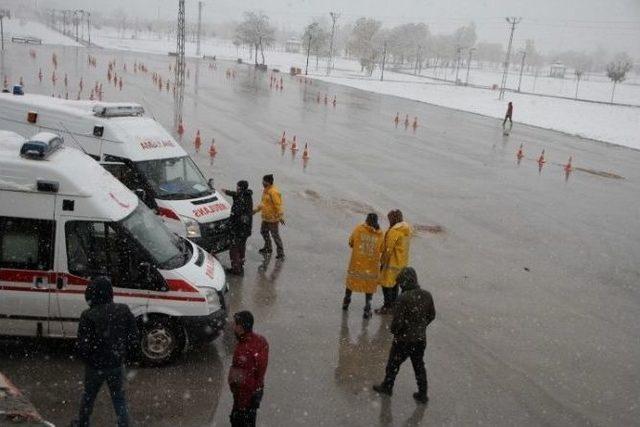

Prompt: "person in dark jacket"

[503,101,513,129]
[229,311,269,427]
[223,180,254,276]
[373,267,435,404]
[74,277,139,427]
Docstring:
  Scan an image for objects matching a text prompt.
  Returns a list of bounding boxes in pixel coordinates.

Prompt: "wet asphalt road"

[1,45,639,426]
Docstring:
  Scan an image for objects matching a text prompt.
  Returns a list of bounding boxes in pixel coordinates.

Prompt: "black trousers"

[230,236,248,272]
[77,366,129,427]
[230,390,263,427]
[382,285,399,307]
[502,115,513,127]
[344,288,373,310]
[260,221,284,256]
[382,340,428,395]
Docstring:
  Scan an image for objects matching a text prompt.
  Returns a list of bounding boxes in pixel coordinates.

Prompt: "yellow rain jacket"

[346,223,384,294]
[380,221,412,287]
[257,185,284,223]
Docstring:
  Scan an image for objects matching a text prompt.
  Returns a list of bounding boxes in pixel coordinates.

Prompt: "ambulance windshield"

[119,204,191,269]
[135,156,211,200]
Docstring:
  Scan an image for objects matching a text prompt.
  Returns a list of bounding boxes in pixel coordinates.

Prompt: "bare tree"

[606,52,633,103]
[303,20,330,70]
[347,18,382,75]
[235,11,276,65]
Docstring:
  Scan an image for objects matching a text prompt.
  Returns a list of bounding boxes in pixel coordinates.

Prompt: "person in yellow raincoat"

[375,210,412,315]
[253,174,285,259]
[344,213,384,319]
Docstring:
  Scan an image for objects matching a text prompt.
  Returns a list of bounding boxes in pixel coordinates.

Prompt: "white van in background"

[0,92,232,253]
[0,131,227,365]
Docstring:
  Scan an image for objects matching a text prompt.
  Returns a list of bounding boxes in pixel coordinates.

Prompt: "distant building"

[549,62,566,79]
[285,38,302,53]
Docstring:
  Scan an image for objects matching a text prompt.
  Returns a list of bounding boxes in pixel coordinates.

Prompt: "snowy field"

[14,23,640,150]
[1,18,81,47]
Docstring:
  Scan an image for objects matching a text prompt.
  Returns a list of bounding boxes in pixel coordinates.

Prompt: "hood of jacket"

[391,221,412,236]
[85,276,114,307]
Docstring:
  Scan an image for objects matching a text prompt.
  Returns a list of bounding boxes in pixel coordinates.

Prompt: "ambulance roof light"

[20,134,63,160]
[92,104,144,117]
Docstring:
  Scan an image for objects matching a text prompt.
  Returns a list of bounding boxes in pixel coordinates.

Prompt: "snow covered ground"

[1,18,80,47]
[21,23,640,150]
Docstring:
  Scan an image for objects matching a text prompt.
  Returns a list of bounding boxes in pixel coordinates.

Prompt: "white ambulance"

[0,131,228,365]
[0,92,232,253]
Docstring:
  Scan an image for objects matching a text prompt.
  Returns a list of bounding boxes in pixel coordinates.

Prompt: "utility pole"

[380,41,387,81]
[305,32,312,75]
[174,0,186,128]
[86,12,91,46]
[0,9,10,51]
[517,50,526,92]
[196,1,202,57]
[465,47,476,86]
[454,46,463,84]
[499,17,521,100]
[414,45,421,75]
[326,11,340,76]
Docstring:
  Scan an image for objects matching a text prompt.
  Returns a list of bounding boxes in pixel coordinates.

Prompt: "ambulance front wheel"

[139,316,185,366]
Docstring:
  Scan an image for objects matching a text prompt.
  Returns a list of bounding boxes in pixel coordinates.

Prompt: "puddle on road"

[574,167,624,180]
[299,189,446,235]
[414,224,446,235]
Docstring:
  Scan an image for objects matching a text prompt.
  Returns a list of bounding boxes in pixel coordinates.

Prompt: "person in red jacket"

[228,311,269,427]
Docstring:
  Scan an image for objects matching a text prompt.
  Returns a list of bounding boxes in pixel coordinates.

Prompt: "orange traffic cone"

[291,136,298,151]
[564,156,573,173]
[302,143,310,160]
[194,130,202,152]
[412,117,418,130]
[516,144,524,162]
[537,150,546,170]
[177,120,185,136]
[209,139,217,159]
[280,132,286,145]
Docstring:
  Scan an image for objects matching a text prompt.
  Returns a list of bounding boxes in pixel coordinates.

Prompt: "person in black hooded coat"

[223,180,254,275]
[74,276,138,427]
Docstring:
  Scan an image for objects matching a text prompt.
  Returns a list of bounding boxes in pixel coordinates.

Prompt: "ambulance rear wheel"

[139,316,185,366]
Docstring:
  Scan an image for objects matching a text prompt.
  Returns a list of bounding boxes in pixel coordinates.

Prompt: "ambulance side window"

[0,216,55,270]
[65,220,164,290]
[65,221,111,277]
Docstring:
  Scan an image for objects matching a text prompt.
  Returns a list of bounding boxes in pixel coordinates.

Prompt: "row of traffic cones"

[278,131,310,160]
[517,144,573,175]
[394,113,419,130]
[316,92,337,107]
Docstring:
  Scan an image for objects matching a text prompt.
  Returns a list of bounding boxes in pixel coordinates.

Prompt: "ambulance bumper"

[182,308,227,344]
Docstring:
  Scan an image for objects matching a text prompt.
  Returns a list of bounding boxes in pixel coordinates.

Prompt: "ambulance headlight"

[180,215,201,238]
[204,288,217,305]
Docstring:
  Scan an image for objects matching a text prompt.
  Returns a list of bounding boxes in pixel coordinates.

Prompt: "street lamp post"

[465,47,476,86]
[0,9,10,51]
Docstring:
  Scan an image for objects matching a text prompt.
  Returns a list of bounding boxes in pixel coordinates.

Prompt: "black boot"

[373,383,393,396]
[342,297,350,311]
[413,392,429,404]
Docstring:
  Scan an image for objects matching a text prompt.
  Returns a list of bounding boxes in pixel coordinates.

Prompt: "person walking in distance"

[502,101,513,130]
[343,213,384,319]
[74,277,139,427]
[253,174,285,259]
[229,311,269,427]
[373,267,436,404]
[223,180,254,276]
[376,210,412,314]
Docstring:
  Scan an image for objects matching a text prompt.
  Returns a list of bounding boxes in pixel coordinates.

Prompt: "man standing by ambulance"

[253,174,285,260]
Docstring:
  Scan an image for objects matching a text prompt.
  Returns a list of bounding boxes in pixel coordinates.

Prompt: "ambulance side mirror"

[207,178,215,189]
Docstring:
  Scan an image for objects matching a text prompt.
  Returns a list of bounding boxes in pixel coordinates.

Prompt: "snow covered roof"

[0,132,138,220]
